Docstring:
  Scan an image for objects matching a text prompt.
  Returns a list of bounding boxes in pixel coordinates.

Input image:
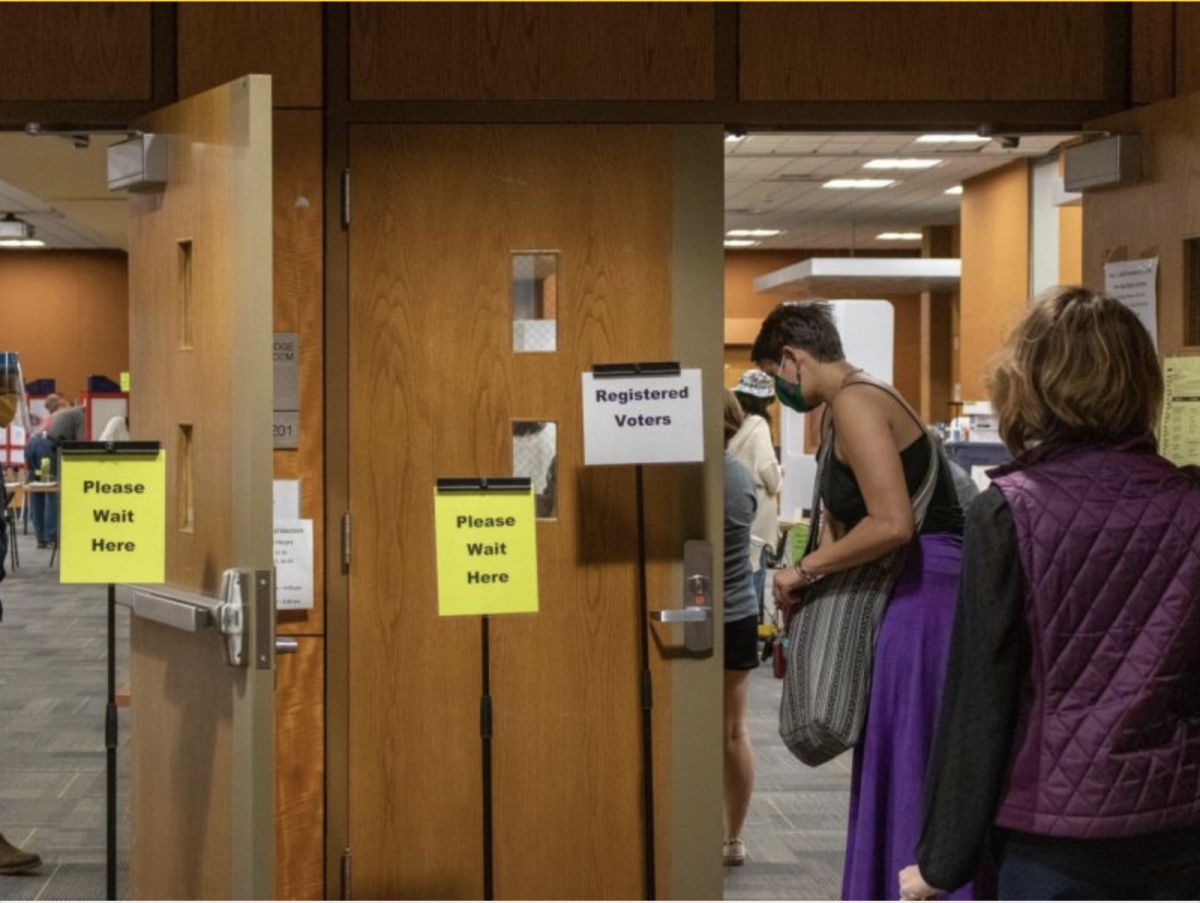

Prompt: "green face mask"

[774,356,819,413]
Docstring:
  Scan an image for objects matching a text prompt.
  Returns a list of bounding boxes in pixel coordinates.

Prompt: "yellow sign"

[59,451,166,584]
[434,486,539,617]
[119,371,130,392]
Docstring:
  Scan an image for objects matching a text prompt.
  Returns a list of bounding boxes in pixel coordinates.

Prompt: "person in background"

[22,395,67,549]
[98,414,130,443]
[900,287,1200,901]
[752,301,986,901]
[728,369,782,616]
[36,398,86,548]
[722,389,759,868]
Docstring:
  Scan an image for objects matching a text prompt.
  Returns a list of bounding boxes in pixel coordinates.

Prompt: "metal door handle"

[276,637,299,655]
[650,606,708,623]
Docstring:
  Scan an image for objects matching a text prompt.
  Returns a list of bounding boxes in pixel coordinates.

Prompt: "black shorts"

[724,614,760,671]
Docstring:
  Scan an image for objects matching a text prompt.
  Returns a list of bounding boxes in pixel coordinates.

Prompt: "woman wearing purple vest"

[901,287,1200,900]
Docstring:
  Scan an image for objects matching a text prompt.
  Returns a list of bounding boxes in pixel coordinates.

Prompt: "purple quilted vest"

[990,439,1200,838]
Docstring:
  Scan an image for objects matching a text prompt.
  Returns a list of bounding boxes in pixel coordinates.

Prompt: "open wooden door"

[337,125,724,900]
[125,75,274,900]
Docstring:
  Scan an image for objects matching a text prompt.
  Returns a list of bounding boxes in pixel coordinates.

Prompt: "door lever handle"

[275,637,299,655]
[649,606,708,623]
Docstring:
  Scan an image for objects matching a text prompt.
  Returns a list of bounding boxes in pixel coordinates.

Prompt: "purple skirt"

[841,534,993,901]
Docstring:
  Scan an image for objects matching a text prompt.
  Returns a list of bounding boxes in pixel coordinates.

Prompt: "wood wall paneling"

[1176,4,1200,96]
[959,160,1031,401]
[350,2,714,101]
[0,3,151,101]
[739,3,1110,102]
[1084,93,1200,357]
[271,110,325,901]
[178,2,323,107]
[275,637,326,902]
[273,110,326,636]
[1058,205,1083,285]
[1132,3,1176,105]
[0,251,129,400]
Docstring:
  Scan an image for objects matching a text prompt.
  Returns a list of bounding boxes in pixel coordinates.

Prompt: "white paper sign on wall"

[582,367,704,465]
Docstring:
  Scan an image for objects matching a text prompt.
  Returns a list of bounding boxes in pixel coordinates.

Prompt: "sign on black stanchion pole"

[582,362,706,901]
[59,441,165,903]
[434,476,538,901]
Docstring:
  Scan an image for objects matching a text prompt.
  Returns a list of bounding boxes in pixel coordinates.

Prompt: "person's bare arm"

[801,388,914,577]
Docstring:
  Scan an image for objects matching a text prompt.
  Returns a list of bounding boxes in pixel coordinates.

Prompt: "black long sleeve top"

[915,487,1025,891]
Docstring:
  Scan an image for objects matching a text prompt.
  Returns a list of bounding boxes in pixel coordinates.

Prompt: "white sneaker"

[723,838,746,867]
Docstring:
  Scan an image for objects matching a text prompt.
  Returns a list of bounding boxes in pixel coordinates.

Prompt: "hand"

[898,865,941,901]
[772,563,804,613]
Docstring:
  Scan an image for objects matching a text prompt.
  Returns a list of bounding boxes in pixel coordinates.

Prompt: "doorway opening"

[0,128,133,901]
[720,129,1082,901]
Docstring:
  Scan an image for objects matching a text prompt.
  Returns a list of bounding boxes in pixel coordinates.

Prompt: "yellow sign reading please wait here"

[59,452,166,584]
[434,486,539,617]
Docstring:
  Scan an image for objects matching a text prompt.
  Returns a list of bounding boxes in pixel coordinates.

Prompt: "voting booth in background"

[778,300,895,523]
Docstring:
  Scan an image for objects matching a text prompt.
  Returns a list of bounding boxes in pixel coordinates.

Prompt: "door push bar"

[648,539,714,654]
[115,568,275,669]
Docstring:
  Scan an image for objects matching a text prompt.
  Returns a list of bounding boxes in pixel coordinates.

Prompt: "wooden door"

[126,75,274,900]
[342,125,723,900]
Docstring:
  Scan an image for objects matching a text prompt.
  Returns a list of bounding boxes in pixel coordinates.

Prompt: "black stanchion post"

[481,614,494,902]
[106,581,117,902]
[635,464,657,901]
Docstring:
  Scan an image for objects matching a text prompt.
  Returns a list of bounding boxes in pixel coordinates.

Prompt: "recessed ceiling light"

[822,179,897,190]
[863,159,942,170]
[725,133,745,144]
[0,239,46,248]
[724,239,759,248]
[726,229,783,237]
[944,185,964,195]
[916,134,990,144]
[876,232,923,241]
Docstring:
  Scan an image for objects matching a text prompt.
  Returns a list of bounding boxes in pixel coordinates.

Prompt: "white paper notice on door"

[274,518,314,610]
[1104,258,1159,347]
[582,368,704,465]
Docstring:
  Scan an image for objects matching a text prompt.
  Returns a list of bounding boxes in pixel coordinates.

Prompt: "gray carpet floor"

[0,524,846,901]
[724,665,851,901]
[0,528,130,901]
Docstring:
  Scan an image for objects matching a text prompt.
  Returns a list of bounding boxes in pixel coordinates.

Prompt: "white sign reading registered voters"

[582,369,704,465]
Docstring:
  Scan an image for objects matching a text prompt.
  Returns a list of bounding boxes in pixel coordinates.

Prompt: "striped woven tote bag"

[779,391,939,766]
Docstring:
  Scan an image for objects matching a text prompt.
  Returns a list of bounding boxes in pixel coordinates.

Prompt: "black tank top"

[820,385,965,537]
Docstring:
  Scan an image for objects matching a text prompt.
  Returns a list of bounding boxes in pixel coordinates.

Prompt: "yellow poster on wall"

[59,451,166,584]
[434,483,539,617]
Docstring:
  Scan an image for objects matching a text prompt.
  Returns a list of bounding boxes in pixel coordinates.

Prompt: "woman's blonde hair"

[988,286,1163,461]
[723,388,745,447]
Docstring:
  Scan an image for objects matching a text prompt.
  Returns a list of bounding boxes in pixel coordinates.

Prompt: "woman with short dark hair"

[754,301,982,900]
[900,287,1200,900]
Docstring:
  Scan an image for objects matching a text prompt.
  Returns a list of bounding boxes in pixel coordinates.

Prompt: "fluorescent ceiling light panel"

[724,239,759,248]
[876,232,923,241]
[944,185,964,195]
[863,158,942,170]
[916,134,991,144]
[725,134,745,143]
[0,215,34,240]
[822,178,897,189]
[0,239,46,248]
[726,229,783,237]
